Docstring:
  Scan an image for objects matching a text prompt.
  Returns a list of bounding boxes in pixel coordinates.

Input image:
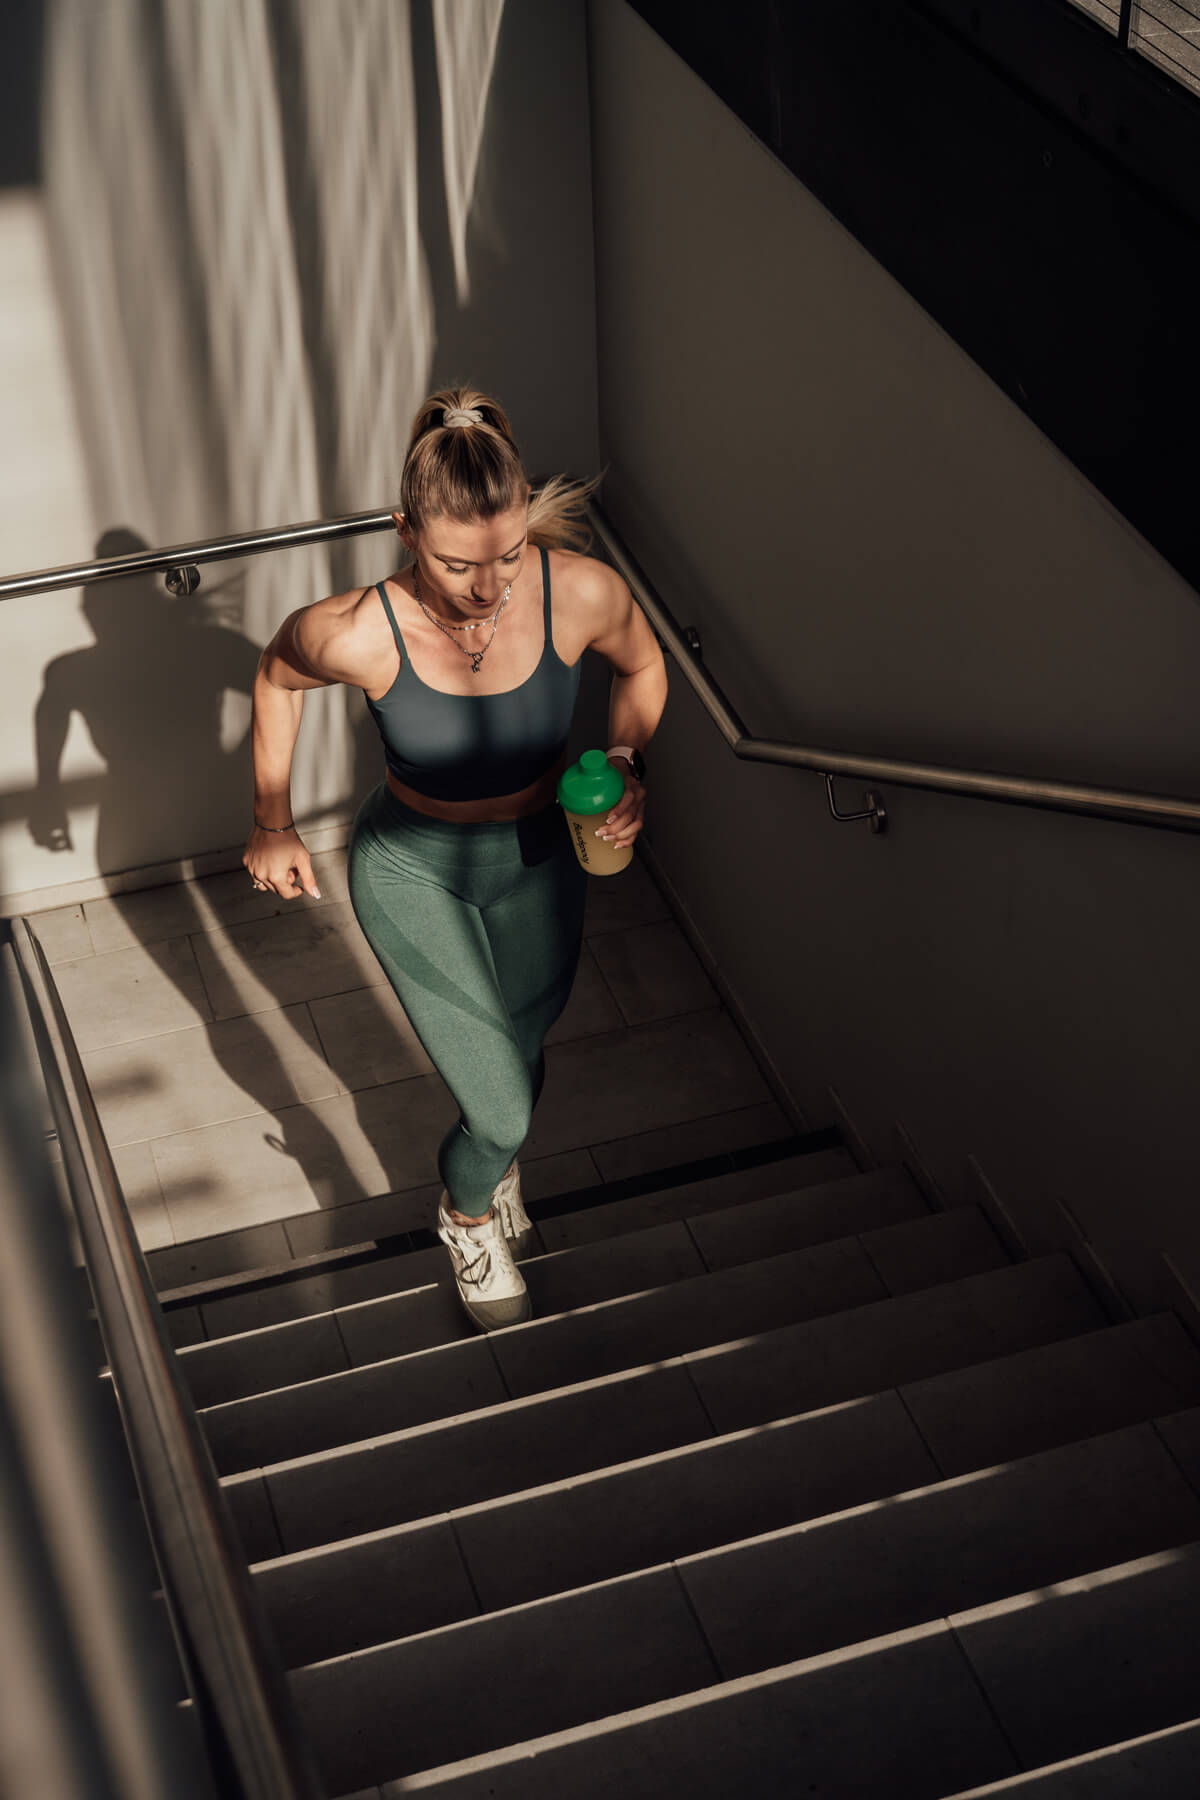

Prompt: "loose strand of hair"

[526,470,606,552]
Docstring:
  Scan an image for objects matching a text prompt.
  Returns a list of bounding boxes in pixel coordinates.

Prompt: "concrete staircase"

[148,1129,1200,1796]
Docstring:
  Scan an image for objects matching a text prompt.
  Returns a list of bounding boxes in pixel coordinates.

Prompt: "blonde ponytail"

[398,384,602,551]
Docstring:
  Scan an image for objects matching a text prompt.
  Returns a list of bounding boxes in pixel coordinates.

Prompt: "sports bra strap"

[375,579,408,657]
[376,556,547,656]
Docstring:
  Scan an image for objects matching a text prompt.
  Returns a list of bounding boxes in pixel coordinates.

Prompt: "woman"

[244,388,668,1330]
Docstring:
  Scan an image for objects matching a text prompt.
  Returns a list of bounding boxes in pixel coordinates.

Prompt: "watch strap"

[607,744,646,781]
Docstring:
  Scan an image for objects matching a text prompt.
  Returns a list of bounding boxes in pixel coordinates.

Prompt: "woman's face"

[394,499,530,617]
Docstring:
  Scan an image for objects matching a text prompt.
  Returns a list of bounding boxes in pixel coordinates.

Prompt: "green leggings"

[347,784,588,1216]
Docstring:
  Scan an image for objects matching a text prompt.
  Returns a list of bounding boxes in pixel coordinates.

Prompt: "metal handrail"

[0,505,397,601]
[0,495,1196,830]
[585,507,1200,835]
[0,959,166,1800]
[7,918,327,1800]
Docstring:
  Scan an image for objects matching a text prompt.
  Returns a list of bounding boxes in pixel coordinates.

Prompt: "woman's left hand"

[597,761,646,850]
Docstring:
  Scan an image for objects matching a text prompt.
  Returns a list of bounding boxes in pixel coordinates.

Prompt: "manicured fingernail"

[313,888,322,899]
[606,814,616,824]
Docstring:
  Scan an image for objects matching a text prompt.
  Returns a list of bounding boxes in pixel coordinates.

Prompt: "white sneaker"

[490,1160,535,1260]
[437,1195,531,1331]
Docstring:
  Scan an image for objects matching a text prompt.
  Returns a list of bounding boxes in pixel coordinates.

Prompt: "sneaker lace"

[492,1170,530,1237]
[444,1213,515,1294]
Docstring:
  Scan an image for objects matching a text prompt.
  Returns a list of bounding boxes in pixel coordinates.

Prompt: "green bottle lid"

[557,748,625,816]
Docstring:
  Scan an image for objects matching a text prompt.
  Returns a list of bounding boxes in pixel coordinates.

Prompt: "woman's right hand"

[242,826,322,900]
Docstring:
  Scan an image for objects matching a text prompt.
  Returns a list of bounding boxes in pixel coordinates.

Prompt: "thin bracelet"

[254,818,296,833]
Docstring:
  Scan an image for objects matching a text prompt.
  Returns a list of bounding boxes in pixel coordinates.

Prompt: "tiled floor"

[30,847,790,1254]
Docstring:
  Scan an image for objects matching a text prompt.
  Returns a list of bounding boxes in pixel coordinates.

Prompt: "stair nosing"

[181,1168,929,1372]
[155,1136,850,1299]
[192,1197,987,1395]
[198,1206,1002,1426]
[220,1281,1147,1494]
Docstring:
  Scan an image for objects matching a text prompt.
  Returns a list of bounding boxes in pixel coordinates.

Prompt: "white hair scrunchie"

[443,406,483,428]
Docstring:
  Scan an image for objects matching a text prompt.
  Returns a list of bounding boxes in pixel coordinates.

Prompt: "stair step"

[199,1207,1007,1475]
[675,1419,1200,1681]
[686,1252,1104,1435]
[957,1538,1200,1767]
[582,1102,800,1181]
[940,1717,1200,1797]
[303,1614,1017,1799]
[534,1146,860,1250]
[321,1529,1200,1796]
[158,1102,802,1284]
[219,1260,1162,1567]
[226,1360,716,1563]
[684,1165,926,1268]
[903,1314,1200,1476]
[293,1563,723,1795]
[252,1389,1200,1675]
[178,1169,935,1409]
[251,1389,938,1667]
[179,1221,706,1409]
[482,1206,1007,1403]
[169,1146,865,1346]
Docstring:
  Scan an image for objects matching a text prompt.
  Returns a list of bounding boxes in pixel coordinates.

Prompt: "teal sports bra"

[365,546,582,801]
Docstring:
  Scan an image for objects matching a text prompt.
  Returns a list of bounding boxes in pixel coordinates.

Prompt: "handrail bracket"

[824,773,887,834]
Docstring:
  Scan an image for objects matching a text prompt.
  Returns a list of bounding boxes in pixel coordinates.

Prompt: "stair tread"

[150,1105,803,1288]
[939,1717,1200,1797]
[309,1533,1200,1796]
[250,1400,1200,1676]
[953,1538,1200,1767]
[174,1146,869,1344]
[534,1147,862,1251]
[251,1388,936,1665]
[353,1611,1200,1799]
[680,1164,926,1269]
[291,1564,721,1796]
[477,1205,1005,1401]
[218,1271,1186,1570]
[198,1207,1009,1474]
[675,1418,1200,1682]
[687,1251,1104,1435]
[177,1171,936,1409]
[179,1222,709,1408]
[226,1360,714,1561]
[301,1614,1016,1799]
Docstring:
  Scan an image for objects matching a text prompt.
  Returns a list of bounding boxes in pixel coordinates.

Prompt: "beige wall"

[588,0,1200,1302]
[1,0,599,908]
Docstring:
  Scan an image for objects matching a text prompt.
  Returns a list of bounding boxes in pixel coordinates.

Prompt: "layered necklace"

[411,564,511,676]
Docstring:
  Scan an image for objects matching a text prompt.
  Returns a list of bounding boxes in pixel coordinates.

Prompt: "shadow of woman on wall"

[24,527,409,1247]
[29,529,259,870]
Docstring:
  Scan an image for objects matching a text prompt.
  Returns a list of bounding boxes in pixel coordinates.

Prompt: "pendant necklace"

[411,566,511,675]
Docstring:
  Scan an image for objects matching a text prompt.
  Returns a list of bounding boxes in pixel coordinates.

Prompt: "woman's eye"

[445,566,469,576]
[502,552,521,565]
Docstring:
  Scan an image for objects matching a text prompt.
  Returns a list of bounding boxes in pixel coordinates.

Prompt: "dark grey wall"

[627,0,1200,599]
[588,0,1200,1306]
[0,0,43,185]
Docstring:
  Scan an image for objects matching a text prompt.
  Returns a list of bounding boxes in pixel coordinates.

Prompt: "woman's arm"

[243,593,373,898]
[30,656,76,851]
[582,562,668,851]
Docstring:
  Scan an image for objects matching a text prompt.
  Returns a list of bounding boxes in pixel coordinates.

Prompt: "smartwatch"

[607,744,646,782]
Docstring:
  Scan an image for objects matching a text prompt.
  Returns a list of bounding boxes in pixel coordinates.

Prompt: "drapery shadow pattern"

[28,0,520,1226]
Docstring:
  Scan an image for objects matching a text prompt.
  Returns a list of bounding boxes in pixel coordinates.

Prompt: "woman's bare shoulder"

[548,548,625,619]
[287,581,393,687]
